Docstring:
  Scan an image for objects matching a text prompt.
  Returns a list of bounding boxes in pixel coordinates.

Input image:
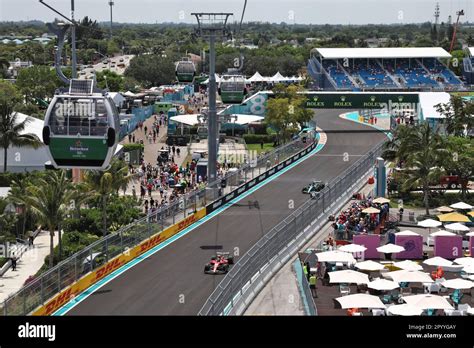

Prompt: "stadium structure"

[462,46,474,85]
[307,47,469,91]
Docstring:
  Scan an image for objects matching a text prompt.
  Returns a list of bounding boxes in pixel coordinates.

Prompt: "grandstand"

[308,47,465,91]
[462,47,474,86]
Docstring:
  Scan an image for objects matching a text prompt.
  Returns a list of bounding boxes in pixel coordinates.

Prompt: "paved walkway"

[0,230,58,303]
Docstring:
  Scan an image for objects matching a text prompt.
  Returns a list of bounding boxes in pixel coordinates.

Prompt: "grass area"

[246,143,275,155]
[0,257,7,268]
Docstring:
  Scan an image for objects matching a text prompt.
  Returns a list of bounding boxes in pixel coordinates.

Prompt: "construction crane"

[449,9,464,53]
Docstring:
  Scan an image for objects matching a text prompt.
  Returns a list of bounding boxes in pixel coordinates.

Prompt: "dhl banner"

[31,208,206,316]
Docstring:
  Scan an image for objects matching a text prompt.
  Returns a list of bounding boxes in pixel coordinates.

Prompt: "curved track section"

[65,109,386,315]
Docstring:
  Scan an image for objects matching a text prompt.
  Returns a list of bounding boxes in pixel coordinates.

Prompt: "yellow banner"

[31,208,206,316]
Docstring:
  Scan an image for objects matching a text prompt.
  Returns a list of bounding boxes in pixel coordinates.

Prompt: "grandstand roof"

[313,47,451,59]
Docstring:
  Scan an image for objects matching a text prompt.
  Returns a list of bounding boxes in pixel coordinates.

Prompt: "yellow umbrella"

[437,212,471,222]
[362,207,380,214]
[468,211,474,218]
[373,197,391,204]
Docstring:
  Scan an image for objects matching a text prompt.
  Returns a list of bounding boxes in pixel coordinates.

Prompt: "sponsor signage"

[303,93,419,109]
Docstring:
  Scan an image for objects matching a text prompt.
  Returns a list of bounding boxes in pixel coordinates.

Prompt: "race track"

[66,109,387,315]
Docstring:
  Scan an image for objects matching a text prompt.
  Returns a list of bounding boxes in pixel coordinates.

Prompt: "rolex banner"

[304,93,419,109]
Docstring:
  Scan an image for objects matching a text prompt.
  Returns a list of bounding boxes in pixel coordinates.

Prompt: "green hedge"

[243,134,276,144]
[122,143,144,152]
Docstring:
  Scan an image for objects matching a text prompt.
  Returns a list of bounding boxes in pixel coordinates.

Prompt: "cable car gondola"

[218,74,247,104]
[42,79,120,170]
[175,58,196,83]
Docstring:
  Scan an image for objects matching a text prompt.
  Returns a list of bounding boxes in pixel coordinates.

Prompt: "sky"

[0,0,473,25]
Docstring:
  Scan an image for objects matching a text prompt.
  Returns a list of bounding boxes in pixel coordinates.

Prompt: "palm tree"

[8,175,34,239]
[84,159,132,237]
[0,81,42,172]
[25,170,72,268]
[399,124,447,215]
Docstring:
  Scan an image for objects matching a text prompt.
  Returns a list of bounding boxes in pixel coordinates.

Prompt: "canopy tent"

[354,260,385,271]
[423,256,453,267]
[437,212,470,222]
[368,278,399,291]
[123,91,137,97]
[313,47,452,59]
[270,71,287,82]
[339,244,367,253]
[335,294,385,309]
[393,260,423,271]
[387,304,423,316]
[445,223,470,232]
[201,74,222,84]
[329,270,370,284]
[403,294,454,310]
[384,270,433,283]
[417,219,442,228]
[247,71,265,83]
[450,202,473,210]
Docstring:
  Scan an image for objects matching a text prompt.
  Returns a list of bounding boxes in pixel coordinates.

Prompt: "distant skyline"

[0,0,473,25]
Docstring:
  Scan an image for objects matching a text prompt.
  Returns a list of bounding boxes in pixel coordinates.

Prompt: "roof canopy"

[313,47,451,59]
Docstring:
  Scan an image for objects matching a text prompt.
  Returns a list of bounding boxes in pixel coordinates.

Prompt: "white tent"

[170,114,264,127]
[248,71,265,83]
[270,71,287,82]
[123,91,136,97]
[445,223,470,232]
[393,260,423,271]
[450,202,473,210]
[329,270,370,284]
[355,260,385,271]
[403,294,454,310]
[418,219,442,228]
[387,304,423,316]
[423,257,453,267]
[463,265,474,274]
[335,294,385,309]
[384,270,433,283]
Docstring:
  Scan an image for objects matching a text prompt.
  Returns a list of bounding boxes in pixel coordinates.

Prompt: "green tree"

[96,69,124,92]
[25,170,73,267]
[125,54,175,88]
[84,159,132,237]
[436,96,474,137]
[15,65,61,103]
[0,81,42,172]
[443,136,474,198]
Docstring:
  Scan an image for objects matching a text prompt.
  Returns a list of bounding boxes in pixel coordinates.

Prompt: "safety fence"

[1,131,318,316]
[198,140,386,315]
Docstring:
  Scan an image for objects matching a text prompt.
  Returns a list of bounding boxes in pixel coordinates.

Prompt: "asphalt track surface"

[68,109,387,315]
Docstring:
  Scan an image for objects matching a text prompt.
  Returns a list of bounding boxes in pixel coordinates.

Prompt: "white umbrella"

[463,265,474,274]
[339,244,367,253]
[377,243,405,254]
[445,222,470,232]
[430,230,456,237]
[315,250,356,263]
[403,294,454,310]
[454,257,474,266]
[450,202,473,210]
[441,278,474,289]
[469,275,474,281]
[423,256,453,267]
[388,304,423,316]
[335,293,385,309]
[418,219,442,228]
[384,270,434,283]
[468,307,474,315]
[395,230,420,236]
[368,278,400,291]
[393,260,423,271]
[436,206,454,213]
[329,270,370,284]
[362,207,380,214]
[467,231,474,237]
[373,197,390,204]
[355,260,386,271]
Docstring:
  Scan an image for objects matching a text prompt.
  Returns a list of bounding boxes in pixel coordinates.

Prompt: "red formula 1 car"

[204,252,234,275]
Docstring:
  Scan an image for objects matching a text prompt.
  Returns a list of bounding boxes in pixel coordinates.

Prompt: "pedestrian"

[153,133,156,144]
[11,253,17,271]
[128,133,132,143]
[260,139,264,149]
[132,134,136,143]
[148,132,153,144]
[172,146,176,155]
[176,148,181,157]
[309,273,318,298]
[399,206,404,221]
[132,186,136,200]
[140,185,145,199]
[144,125,148,135]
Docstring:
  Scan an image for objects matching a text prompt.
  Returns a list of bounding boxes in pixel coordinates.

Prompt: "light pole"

[192,13,232,185]
[109,0,114,39]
